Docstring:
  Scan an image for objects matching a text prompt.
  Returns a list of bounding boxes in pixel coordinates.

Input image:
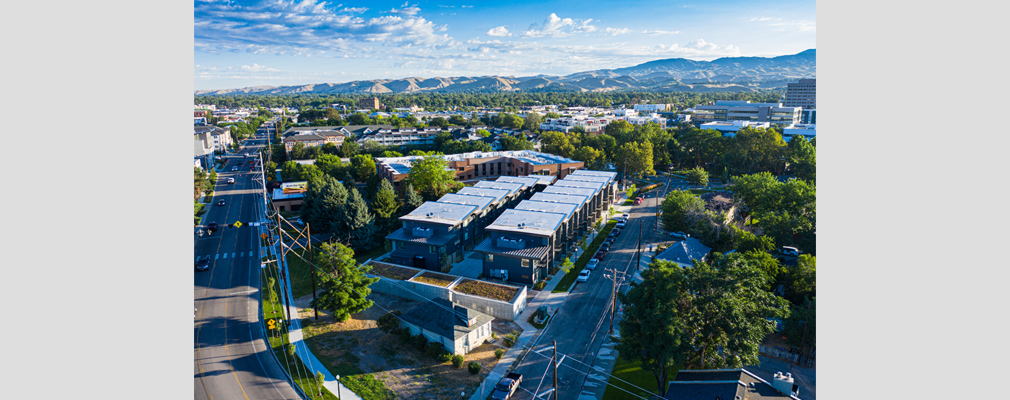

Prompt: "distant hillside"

[195,49,815,96]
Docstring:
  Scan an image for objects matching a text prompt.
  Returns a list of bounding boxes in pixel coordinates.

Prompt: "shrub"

[495,349,504,359]
[398,328,411,343]
[377,311,402,334]
[491,332,497,339]
[426,343,441,359]
[412,334,428,351]
[468,361,481,375]
[533,281,546,290]
[503,332,518,347]
[452,355,465,368]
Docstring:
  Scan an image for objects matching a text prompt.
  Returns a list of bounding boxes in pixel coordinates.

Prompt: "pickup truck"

[491,372,523,400]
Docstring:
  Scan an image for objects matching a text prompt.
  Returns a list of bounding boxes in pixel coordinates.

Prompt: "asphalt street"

[194,127,305,400]
[509,185,672,400]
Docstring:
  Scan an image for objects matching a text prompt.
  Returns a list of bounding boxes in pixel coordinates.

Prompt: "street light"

[336,375,341,399]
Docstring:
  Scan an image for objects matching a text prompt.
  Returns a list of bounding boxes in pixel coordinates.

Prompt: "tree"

[723,127,787,174]
[477,129,491,138]
[617,262,690,396]
[560,257,574,274]
[499,134,535,151]
[301,175,348,234]
[523,111,542,131]
[685,167,709,187]
[573,146,607,171]
[448,114,467,126]
[281,160,301,181]
[347,112,373,125]
[736,230,775,253]
[783,296,815,359]
[660,190,707,233]
[300,164,324,182]
[315,371,325,397]
[787,135,816,182]
[350,154,376,182]
[373,178,399,219]
[540,131,574,158]
[314,153,345,178]
[782,254,816,305]
[403,183,424,212]
[430,117,449,128]
[615,141,655,179]
[341,140,359,158]
[343,188,378,249]
[194,167,209,200]
[405,155,463,200]
[311,242,379,321]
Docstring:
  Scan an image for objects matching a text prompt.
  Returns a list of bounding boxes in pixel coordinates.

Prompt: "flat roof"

[563,174,613,185]
[456,187,510,204]
[399,201,479,225]
[514,200,577,220]
[486,209,565,236]
[473,181,523,196]
[436,193,495,212]
[569,170,618,180]
[530,192,589,208]
[553,179,605,194]
[543,185,598,199]
[493,176,542,190]
[272,188,304,201]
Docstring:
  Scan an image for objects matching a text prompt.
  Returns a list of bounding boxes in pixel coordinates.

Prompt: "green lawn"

[284,247,323,298]
[261,266,340,400]
[354,245,389,264]
[600,356,678,400]
[195,202,206,225]
[553,220,617,293]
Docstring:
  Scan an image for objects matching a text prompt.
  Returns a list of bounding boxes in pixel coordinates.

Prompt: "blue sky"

[194,0,815,90]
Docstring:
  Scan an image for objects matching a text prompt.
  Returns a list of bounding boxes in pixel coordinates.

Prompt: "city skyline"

[195,0,816,90]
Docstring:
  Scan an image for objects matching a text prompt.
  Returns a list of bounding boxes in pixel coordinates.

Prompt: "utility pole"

[552,339,558,400]
[276,212,293,324]
[605,268,618,334]
[636,219,643,271]
[308,222,318,320]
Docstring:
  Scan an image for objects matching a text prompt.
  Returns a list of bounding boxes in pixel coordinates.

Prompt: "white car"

[232,166,239,171]
[622,213,629,220]
[587,259,599,270]
[577,270,590,282]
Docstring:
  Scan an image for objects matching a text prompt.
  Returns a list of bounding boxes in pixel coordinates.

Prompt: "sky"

[194,0,815,90]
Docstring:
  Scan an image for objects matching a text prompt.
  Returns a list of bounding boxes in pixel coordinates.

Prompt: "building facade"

[693,101,801,127]
[782,78,816,109]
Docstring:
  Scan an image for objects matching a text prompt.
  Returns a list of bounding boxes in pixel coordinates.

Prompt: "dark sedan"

[195,256,211,272]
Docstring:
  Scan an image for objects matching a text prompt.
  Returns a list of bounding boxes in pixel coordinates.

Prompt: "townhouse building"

[475,209,566,285]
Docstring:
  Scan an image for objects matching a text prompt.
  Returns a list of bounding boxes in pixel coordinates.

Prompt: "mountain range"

[195,49,814,96]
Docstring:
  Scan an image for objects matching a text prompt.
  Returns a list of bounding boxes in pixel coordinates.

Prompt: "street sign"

[261,233,268,239]
[267,319,276,329]
[234,221,243,228]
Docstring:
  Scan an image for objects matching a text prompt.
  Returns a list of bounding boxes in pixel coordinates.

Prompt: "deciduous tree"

[311,242,378,321]
[405,155,463,200]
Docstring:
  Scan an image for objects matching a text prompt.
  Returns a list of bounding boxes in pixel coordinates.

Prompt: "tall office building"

[359,97,382,110]
[783,79,816,109]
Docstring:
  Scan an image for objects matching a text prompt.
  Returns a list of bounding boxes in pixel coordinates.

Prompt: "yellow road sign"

[267,319,276,329]
[234,221,243,228]
[261,233,268,239]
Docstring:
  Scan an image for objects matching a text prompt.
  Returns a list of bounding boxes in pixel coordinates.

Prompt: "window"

[485,254,493,262]
[429,246,437,254]
[522,259,530,268]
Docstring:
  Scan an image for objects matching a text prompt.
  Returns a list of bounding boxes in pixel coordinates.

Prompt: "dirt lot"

[297,292,508,400]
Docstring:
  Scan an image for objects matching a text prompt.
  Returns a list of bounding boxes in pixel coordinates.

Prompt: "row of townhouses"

[384,167,619,287]
[375,150,584,190]
[193,125,233,170]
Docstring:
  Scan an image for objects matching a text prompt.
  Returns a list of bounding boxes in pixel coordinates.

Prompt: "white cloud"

[487,26,512,37]
[643,29,679,35]
[750,17,816,32]
[389,2,421,16]
[461,5,473,8]
[240,63,279,72]
[341,7,368,14]
[602,27,631,36]
[521,13,597,38]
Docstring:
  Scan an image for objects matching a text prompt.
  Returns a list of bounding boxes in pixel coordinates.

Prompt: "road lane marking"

[229,289,257,295]
[223,253,228,259]
[215,254,220,260]
[232,252,236,258]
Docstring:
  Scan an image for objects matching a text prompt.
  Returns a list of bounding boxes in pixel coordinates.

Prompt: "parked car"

[587,259,599,270]
[195,256,211,272]
[670,231,689,240]
[634,197,643,205]
[594,251,607,260]
[612,227,622,236]
[622,213,629,219]
[599,243,611,252]
[616,221,626,229]
[777,246,801,257]
[577,270,590,283]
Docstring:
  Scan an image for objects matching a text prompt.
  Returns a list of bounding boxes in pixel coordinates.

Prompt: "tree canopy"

[405,155,464,201]
[310,242,379,321]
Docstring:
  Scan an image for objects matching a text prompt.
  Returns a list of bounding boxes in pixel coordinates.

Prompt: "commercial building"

[359,97,382,110]
[782,124,816,142]
[376,151,583,189]
[693,101,801,127]
[633,103,672,112]
[782,78,816,109]
[699,121,773,137]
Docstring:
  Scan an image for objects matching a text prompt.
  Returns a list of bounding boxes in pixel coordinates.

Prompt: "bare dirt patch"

[299,292,506,400]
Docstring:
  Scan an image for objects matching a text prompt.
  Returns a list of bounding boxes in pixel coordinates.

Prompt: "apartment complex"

[693,101,801,127]
[385,169,618,286]
[376,150,584,189]
[280,125,396,153]
[359,97,382,110]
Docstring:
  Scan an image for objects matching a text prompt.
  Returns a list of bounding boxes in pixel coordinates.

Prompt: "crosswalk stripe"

[215,254,220,260]
[223,253,228,259]
[232,252,236,258]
